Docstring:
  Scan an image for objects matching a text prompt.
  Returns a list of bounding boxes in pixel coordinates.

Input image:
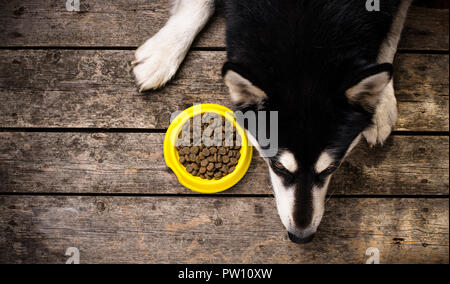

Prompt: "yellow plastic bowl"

[164,104,253,193]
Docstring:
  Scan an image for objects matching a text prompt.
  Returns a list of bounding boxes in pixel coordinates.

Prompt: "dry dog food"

[176,113,241,180]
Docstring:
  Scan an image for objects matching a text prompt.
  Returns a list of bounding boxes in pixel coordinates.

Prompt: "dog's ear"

[345,63,393,112]
[223,64,267,109]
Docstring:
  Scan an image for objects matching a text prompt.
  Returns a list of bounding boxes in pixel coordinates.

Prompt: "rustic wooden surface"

[0,51,448,131]
[0,133,448,195]
[0,196,448,264]
[0,2,448,50]
[0,0,448,264]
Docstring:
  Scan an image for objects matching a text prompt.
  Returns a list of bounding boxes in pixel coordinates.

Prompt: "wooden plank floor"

[0,1,448,264]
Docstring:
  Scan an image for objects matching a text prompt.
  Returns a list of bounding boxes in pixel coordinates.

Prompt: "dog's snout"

[288,231,315,244]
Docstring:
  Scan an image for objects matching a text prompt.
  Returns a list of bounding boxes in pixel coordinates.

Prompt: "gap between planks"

[0,192,448,199]
[0,128,448,136]
[0,47,448,54]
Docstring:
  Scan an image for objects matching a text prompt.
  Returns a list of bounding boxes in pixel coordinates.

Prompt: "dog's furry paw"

[363,81,398,147]
[363,121,394,147]
[133,33,187,92]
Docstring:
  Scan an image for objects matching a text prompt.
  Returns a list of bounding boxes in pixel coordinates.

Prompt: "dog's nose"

[288,232,315,244]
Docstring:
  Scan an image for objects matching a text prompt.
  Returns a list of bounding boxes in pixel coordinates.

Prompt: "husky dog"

[133,0,412,244]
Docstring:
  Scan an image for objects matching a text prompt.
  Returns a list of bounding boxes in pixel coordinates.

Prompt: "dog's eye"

[320,163,338,175]
[326,163,337,170]
[272,161,286,171]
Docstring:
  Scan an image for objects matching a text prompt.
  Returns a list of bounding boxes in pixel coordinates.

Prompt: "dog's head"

[223,62,392,243]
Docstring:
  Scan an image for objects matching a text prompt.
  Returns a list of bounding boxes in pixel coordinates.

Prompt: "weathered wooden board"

[0,50,448,131]
[394,54,449,131]
[0,0,447,266]
[0,133,447,195]
[0,196,447,264]
[0,1,448,50]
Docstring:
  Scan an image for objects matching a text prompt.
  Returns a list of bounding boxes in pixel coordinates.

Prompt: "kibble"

[201,159,209,167]
[202,148,210,157]
[177,113,242,180]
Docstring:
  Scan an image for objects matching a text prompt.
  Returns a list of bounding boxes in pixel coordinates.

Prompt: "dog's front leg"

[133,0,215,92]
[363,0,412,146]
[362,80,398,147]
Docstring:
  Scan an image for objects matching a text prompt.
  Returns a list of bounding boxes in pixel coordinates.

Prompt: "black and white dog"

[133,0,412,244]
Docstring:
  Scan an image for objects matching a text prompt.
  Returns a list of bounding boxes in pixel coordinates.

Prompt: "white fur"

[378,0,413,63]
[133,0,215,92]
[346,71,392,113]
[364,0,412,146]
[363,80,398,146]
[315,135,361,173]
[269,168,296,232]
[278,151,298,173]
[310,176,331,230]
[315,152,334,173]
[270,165,330,237]
[306,135,361,232]
[347,72,391,100]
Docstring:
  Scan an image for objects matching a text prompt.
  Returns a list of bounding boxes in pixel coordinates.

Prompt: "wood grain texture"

[0,133,447,195]
[0,0,224,48]
[0,0,448,266]
[0,50,448,131]
[394,54,449,131]
[0,2,448,50]
[400,6,449,51]
[0,196,447,264]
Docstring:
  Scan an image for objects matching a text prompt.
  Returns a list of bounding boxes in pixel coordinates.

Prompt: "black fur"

[219,0,400,230]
